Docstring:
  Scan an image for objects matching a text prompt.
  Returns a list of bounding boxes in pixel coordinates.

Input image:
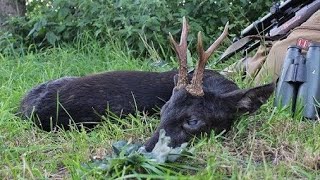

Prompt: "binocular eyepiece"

[275,43,320,119]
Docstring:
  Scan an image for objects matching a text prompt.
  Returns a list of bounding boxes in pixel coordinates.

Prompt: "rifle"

[219,0,320,63]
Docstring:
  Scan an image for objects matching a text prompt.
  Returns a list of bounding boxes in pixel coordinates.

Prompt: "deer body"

[20,71,177,131]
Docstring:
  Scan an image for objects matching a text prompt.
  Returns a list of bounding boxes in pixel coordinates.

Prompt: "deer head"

[144,17,275,151]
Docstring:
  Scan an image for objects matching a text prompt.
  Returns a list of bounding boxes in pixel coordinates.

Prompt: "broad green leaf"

[46,31,59,45]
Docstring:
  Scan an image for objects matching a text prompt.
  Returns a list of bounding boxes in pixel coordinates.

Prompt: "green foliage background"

[1,0,272,57]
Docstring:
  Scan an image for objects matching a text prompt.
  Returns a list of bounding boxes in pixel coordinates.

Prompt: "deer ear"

[221,83,275,113]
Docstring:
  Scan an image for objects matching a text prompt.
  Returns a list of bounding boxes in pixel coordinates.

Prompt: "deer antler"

[169,16,189,89]
[186,22,229,96]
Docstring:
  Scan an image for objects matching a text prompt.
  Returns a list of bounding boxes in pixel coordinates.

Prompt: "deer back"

[19,70,177,131]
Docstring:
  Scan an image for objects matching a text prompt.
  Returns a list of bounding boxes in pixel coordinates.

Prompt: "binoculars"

[275,43,320,119]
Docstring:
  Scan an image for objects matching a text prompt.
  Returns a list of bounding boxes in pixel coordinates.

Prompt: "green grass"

[0,37,319,179]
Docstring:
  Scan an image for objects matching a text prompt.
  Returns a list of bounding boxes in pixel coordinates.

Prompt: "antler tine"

[186,22,229,96]
[169,16,189,89]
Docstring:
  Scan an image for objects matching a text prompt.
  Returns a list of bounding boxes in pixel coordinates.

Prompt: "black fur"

[19,69,274,150]
[19,71,177,131]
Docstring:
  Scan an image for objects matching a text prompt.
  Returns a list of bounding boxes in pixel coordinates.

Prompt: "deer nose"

[144,131,159,152]
[144,129,187,152]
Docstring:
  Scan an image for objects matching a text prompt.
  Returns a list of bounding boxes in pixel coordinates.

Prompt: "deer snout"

[144,131,160,152]
[144,128,189,152]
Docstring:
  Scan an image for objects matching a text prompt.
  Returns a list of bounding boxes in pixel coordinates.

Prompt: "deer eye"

[183,118,202,130]
[187,119,199,126]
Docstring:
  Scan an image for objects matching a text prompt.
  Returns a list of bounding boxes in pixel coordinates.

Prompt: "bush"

[1,0,272,57]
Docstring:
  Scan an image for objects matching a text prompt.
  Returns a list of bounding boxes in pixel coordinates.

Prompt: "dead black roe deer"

[19,46,218,130]
[144,17,275,151]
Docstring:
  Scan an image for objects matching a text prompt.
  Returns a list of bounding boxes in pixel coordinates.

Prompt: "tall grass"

[0,36,319,179]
